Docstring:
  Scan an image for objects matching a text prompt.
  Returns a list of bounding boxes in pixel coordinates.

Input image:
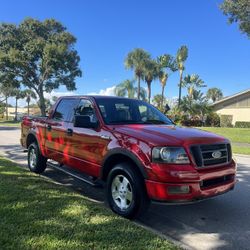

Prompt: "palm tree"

[176,46,188,106]
[125,48,151,100]
[152,94,166,111]
[0,84,15,120]
[182,74,206,99]
[157,54,177,109]
[143,59,159,103]
[136,87,147,101]
[115,79,136,98]
[114,79,147,100]
[206,88,223,102]
[13,89,26,121]
[23,89,37,116]
[181,90,211,120]
[158,71,168,109]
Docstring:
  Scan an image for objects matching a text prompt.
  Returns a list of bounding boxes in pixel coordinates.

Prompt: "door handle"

[67,128,73,136]
[100,135,110,140]
[47,124,52,131]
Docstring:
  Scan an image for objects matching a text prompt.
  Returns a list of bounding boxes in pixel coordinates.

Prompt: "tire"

[106,162,149,219]
[28,142,47,174]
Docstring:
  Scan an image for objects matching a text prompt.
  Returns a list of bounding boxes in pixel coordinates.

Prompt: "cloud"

[87,86,116,96]
[8,90,78,108]
[8,86,116,108]
[43,90,78,99]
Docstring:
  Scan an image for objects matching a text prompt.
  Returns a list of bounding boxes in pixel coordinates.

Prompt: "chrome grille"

[190,143,232,167]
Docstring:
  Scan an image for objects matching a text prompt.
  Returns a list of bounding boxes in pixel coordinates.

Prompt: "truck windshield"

[95,98,173,125]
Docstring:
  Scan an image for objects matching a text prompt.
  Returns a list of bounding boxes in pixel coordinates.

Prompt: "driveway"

[0,127,249,250]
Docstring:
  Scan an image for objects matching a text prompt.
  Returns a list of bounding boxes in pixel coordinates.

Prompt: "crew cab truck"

[21,96,236,218]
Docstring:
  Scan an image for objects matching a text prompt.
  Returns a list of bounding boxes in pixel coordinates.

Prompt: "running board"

[47,161,103,187]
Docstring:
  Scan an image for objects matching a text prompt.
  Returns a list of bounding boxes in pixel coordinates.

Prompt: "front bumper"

[145,161,236,202]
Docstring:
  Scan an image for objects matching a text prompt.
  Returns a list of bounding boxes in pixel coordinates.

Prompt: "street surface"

[0,127,249,250]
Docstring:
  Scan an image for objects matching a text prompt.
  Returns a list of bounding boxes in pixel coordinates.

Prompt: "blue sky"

[1,0,249,102]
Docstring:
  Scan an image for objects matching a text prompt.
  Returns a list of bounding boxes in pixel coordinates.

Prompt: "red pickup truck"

[21,96,236,218]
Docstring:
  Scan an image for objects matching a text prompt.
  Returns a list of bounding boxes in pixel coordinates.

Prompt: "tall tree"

[181,90,211,120]
[13,89,26,121]
[143,59,159,103]
[152,94,166,111]
[0,18,82,116]
[206,88,223,102]
[182,74,206,99]
[125,48,150,100]
[220,0,250,37]
[23,89,37,116]
[115,79,136,98]
[0,82,18,120]
[114,79,147,100]
[136,87,147,101]
[176,46,188,107]
[157,54,177,109]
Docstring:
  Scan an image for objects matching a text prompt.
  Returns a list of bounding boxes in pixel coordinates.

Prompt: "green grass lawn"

[231,146,250,155]
[0,157,177,250]
[0,120,21,127]
[199,127,250,144]
[199,127,250,155]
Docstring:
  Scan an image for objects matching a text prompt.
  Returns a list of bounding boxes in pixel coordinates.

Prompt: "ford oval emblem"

[212,151,222,159]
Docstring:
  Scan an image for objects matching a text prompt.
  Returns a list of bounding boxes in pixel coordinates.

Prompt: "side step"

[47,161,103,187]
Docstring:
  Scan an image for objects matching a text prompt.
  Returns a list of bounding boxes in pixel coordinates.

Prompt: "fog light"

[168,185,190,194]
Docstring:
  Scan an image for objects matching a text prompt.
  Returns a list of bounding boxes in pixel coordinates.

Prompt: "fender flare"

[26,131,40,149]
[101,148,148,179]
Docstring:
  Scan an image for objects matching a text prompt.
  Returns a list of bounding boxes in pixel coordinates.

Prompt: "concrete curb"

[135,221,192,250]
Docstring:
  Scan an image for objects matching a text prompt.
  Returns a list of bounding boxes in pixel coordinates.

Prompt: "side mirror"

[164,104,170,114]
[74,115,99,129]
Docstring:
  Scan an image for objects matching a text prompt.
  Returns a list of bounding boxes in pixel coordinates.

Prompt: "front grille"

[200,174,234,189]
[190,143,232,168]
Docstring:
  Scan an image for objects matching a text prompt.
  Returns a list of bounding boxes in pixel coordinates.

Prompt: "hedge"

[220,115,233,127]
[235,121,250,128]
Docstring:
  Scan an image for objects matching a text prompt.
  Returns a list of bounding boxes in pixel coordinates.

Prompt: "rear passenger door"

[45,98,79,161]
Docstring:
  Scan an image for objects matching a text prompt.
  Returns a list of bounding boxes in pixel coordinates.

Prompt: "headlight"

[152,147,190,164]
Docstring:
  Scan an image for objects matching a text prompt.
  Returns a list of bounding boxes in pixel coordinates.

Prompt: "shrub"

[235,121,250,128]
[220,115,233,127]
[181,118,203,127]
[206,112,220,127]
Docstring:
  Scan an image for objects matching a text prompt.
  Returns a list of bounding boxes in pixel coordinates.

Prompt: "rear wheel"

[28,142,47,174]
[106,162,149,219]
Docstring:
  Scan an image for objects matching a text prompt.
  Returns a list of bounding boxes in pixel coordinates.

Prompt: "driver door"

[66,98,110,177]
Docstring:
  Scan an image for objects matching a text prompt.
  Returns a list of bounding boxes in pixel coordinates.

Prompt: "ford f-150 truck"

[21,96,236,218]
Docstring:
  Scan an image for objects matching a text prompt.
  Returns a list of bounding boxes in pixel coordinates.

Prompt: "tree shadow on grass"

[0,161,176,250]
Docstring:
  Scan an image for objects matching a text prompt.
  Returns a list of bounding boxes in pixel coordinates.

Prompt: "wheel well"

[101,154,145,181]
[26,133,37,148]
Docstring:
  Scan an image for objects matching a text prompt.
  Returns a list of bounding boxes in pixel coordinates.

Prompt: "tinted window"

[75,99,97,122]
[95,98,173,125]
[53,99,79,122]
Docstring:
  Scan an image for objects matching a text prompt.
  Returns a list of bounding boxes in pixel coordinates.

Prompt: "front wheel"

[28,142,47,174]
[106,163,149,219]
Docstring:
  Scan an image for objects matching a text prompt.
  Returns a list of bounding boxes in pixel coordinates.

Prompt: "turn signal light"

[168,185,190,194]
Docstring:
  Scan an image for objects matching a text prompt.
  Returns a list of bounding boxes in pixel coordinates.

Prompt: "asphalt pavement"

[0,126,250,250]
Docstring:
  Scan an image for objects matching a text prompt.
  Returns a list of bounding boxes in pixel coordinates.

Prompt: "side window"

[53,99,79,122]
[75,99,97,122]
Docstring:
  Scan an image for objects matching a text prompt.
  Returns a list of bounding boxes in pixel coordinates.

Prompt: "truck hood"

[112,125,227,146]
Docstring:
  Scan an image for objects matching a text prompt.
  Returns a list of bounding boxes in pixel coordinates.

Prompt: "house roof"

[212,88,250,106]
